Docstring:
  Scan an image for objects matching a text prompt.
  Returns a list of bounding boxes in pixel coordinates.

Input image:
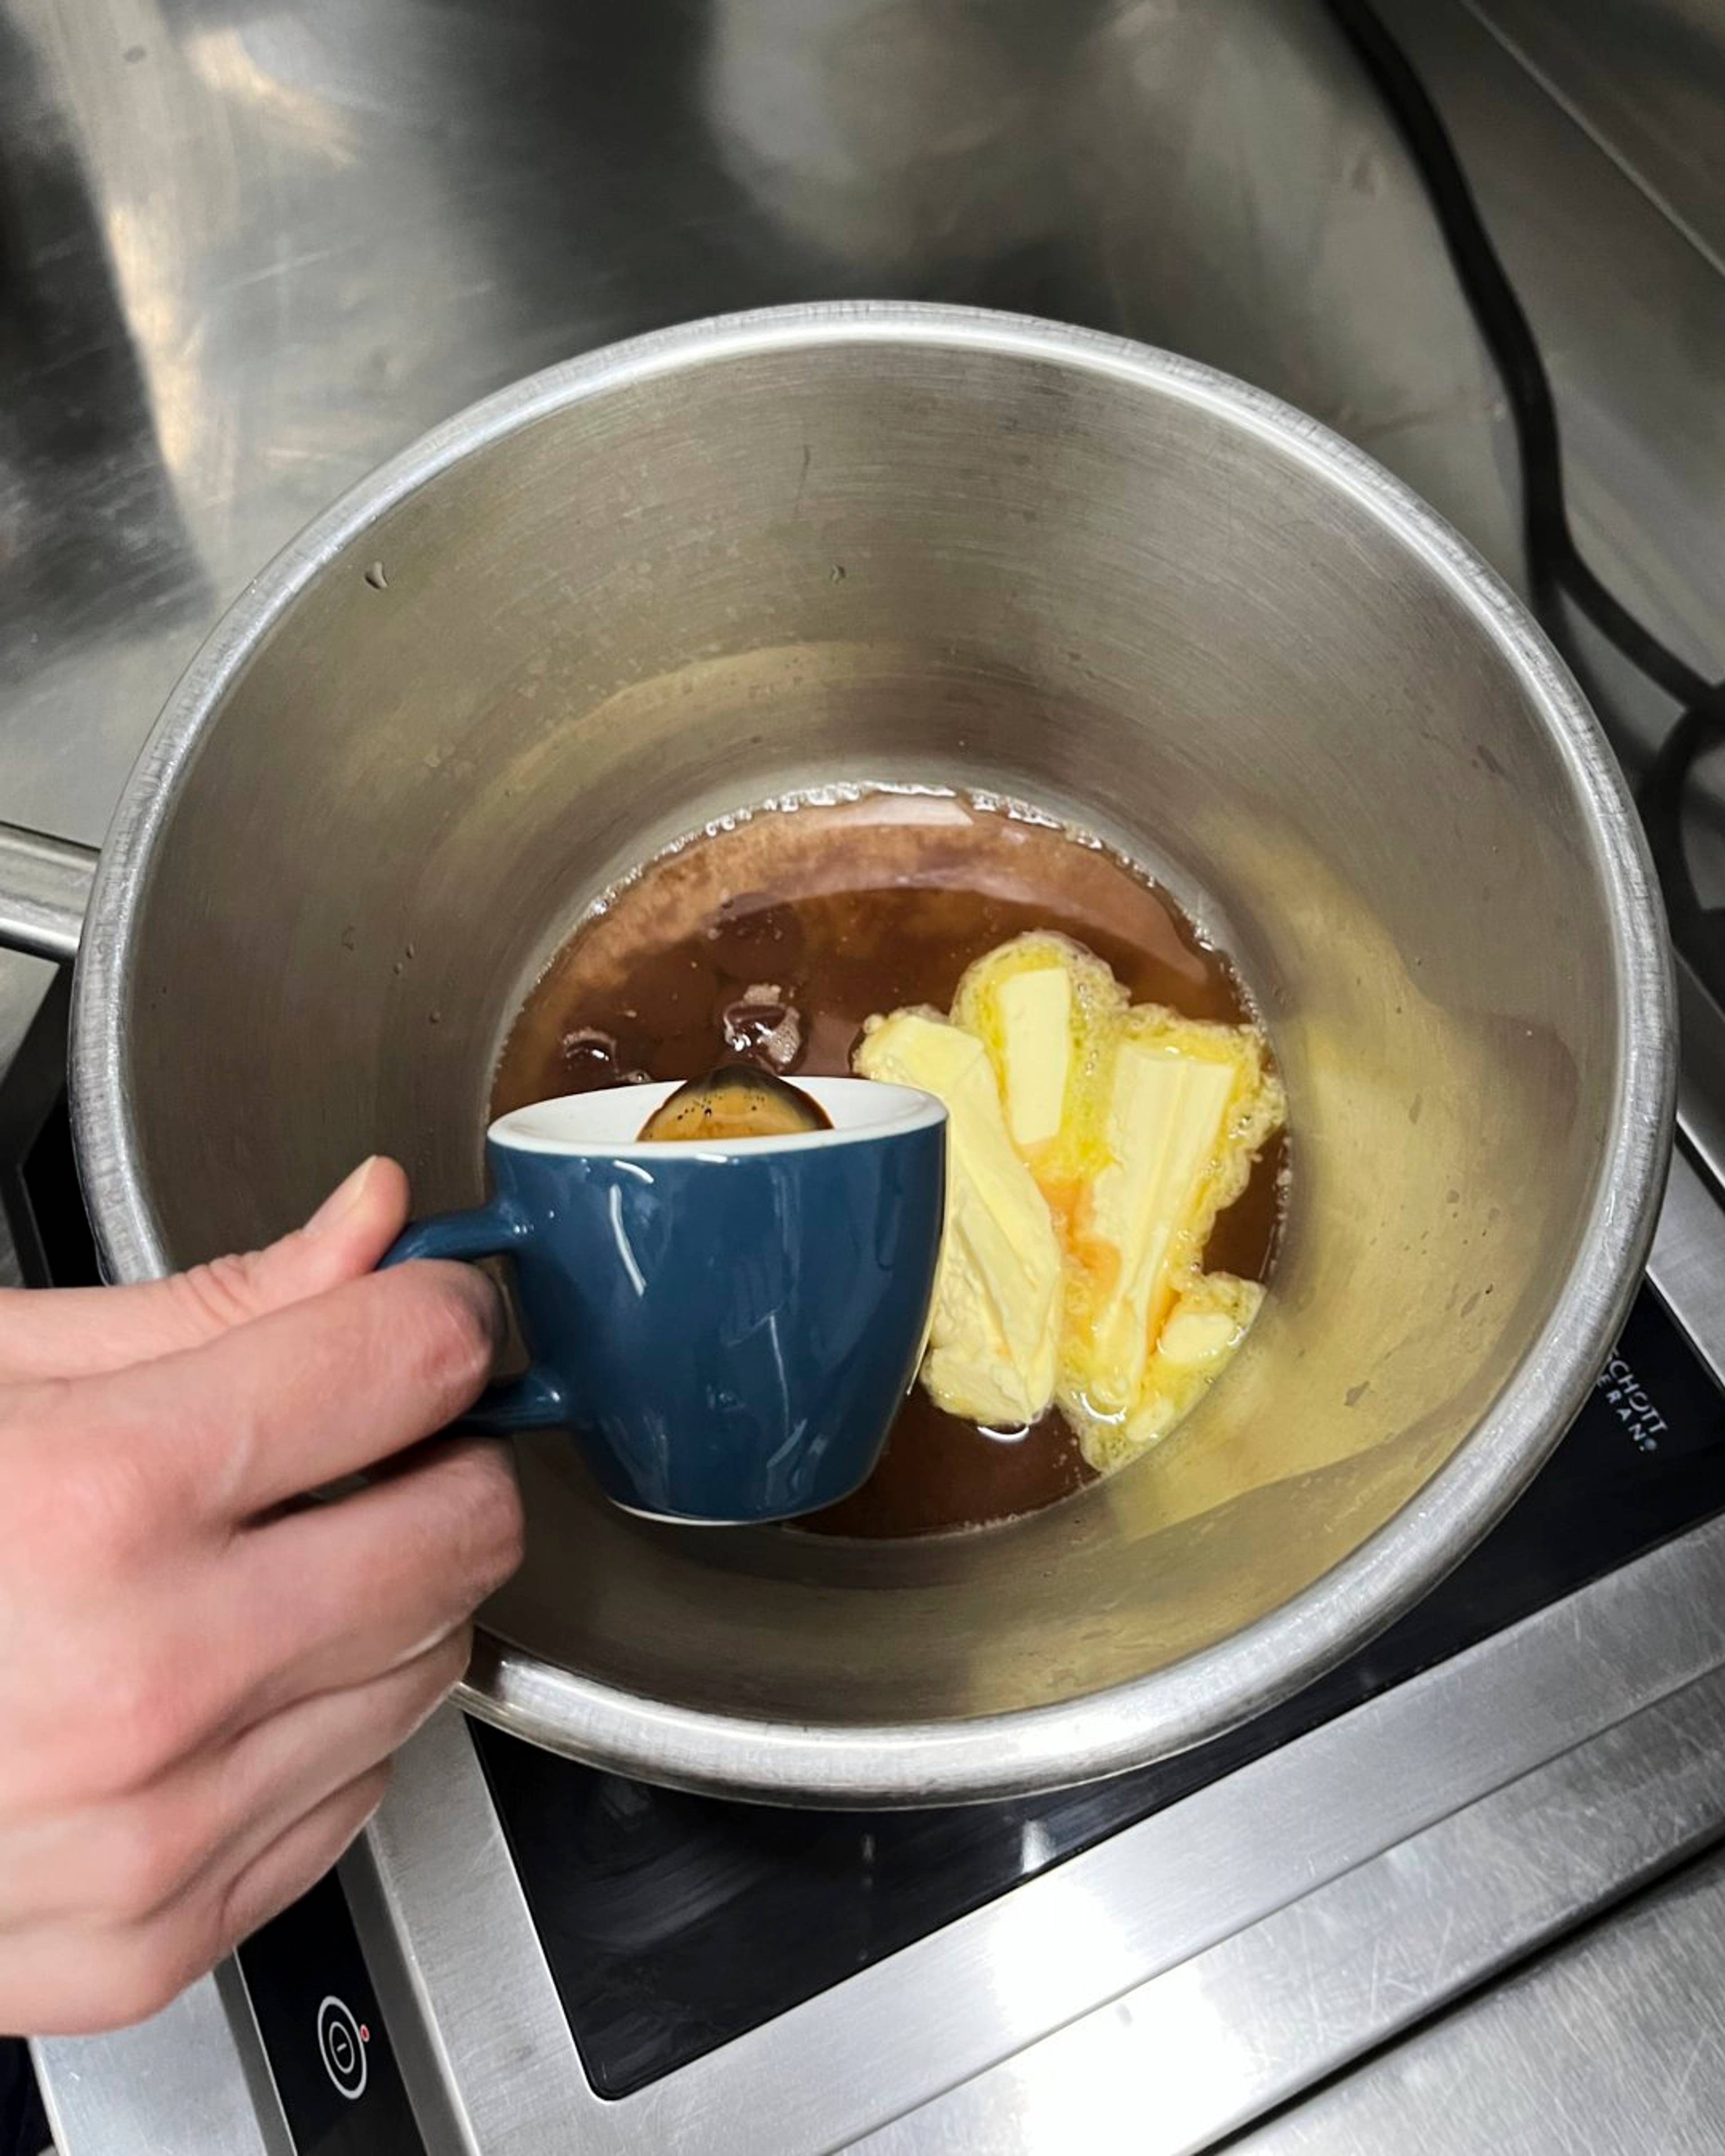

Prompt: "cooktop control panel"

[236,1872,425,2155]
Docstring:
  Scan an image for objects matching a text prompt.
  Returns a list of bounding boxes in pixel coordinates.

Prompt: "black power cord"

[1322,0,1725,998]
[1639,680,1725,993]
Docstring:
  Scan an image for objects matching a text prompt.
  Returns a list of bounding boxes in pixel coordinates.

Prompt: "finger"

[0,1634,467,1931]
[0,1158,411,1384]
[0,1431,515,1811]
[234,1439,521,1715]
[76,1259,504,1522]
[0,1768,393,2036]
[218,1763,391,1956]
[207,1633,465,1897]
[200,1634,464,1905]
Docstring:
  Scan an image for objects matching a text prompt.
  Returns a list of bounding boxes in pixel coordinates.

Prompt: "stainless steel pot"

[0,304,1673,1805]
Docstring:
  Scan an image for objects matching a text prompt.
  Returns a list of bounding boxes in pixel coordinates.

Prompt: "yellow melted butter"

[858,932,1285,1475]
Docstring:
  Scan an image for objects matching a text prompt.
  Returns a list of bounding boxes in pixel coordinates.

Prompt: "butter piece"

[992,967,1071,1148]
[1105,1272,1265,1471]
[1059,1005,1280,1460]
[1063,1039,1235,1417]
[953,933,1123,1187]
[856,1009,1062,1426]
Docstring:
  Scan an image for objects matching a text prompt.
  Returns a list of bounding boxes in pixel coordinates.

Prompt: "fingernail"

[306,1157,378,1237]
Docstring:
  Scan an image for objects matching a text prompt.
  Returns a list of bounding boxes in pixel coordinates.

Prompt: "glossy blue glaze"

[385,1082,945,1524]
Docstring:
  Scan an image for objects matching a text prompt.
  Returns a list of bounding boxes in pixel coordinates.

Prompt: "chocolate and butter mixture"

[492,792,1283,1537]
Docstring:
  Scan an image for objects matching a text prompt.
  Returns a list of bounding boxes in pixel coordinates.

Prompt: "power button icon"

[316,1995,368,2100]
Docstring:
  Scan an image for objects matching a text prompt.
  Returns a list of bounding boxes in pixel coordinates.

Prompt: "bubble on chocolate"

[721,985,805,1072]
[558,1025,623,1083]
[557,1025,652,1090]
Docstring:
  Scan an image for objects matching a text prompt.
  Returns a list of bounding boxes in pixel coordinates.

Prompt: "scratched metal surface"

[6,0,1725,856]
[1236,1845,1725,2156]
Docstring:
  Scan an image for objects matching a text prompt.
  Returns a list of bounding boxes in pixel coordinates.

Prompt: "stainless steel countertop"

[9,0,1725,2146]
[1238,1847,1725,2156]
[5,0,1723,852]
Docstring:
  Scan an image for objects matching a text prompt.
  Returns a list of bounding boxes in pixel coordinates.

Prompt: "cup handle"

[381,1197,568,1433]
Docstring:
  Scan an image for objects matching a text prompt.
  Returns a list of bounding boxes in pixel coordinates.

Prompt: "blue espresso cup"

[384,1077,946,1524]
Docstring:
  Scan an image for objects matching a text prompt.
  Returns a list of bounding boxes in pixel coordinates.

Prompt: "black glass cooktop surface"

[474,1283,1725,2099]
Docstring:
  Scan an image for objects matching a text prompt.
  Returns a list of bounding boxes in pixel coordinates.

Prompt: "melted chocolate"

[491,793,1283,1539]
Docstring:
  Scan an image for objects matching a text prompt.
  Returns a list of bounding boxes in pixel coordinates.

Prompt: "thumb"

[0,1157,412,1382]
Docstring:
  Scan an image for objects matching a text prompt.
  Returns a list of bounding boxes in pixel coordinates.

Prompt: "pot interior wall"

[118,336,1621,1726]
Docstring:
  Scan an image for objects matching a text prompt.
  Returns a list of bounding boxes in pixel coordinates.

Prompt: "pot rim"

[72,301,1676,1805]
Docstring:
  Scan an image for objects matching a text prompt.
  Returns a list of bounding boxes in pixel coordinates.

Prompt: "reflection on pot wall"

[1062,0,1519,571]
[704,0,1518,576]
[704,0,1085,283]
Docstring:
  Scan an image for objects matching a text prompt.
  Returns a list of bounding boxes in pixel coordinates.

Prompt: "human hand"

[0,1158,523,2033]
